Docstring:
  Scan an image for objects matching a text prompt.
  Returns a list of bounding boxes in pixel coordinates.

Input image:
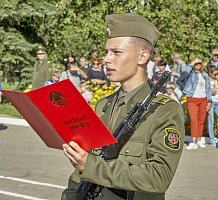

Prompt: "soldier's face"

[37,53,46,61]
[104,37,141,84]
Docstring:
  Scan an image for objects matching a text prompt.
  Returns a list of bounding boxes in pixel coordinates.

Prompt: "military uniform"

[61,82,184,200]
[61,13,185,200]
[32,46,53,90]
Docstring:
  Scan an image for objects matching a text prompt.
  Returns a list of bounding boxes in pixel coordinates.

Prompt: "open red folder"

[1,79,117,151]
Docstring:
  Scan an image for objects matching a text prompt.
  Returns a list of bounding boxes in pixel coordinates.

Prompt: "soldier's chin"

[108,76,119,83]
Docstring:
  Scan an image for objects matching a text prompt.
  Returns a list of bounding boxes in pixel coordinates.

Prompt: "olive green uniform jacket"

[32,60,53,90]
[62,82,185,200]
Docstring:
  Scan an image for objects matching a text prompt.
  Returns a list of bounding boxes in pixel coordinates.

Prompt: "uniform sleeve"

[81,101,184,193]
[46,64,53,81]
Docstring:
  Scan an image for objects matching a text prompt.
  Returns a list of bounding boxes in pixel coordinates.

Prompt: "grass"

[0,104,22,118]
[0,81,22,118]
[1,81,19,91]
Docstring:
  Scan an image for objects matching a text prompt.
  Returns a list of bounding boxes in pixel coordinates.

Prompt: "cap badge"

[105,28,111,37]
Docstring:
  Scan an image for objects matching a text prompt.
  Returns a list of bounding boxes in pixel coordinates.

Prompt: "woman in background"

[183,57,212,150]
[87,57,107,87]
[60,53,76,70]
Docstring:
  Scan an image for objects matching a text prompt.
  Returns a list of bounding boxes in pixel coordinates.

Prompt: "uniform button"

[99,193,104,197]
[125,149,129,153]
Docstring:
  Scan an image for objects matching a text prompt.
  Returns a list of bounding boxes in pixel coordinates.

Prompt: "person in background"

[207,65,218,146]
[182,57,212,150]
[171,52,187,87]
[152,59,171,93]
[32,46,53,90]
[146,60,155,79]
[153,55,171,74]
[87,56,107,87]
[59,61,87,91]
[208,49,218,67]
[60,53,76,70]
[44,70,61,86]
[80,81,92,104]
[79,56,89,81]
[164,81,182,104]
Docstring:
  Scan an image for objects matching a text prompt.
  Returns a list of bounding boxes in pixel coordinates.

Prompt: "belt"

[107,188,134,200]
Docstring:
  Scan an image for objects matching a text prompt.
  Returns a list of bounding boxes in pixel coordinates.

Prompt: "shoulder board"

[151,94,173,105]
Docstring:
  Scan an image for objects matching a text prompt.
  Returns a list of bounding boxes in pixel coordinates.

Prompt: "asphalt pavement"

[0,118,218,200]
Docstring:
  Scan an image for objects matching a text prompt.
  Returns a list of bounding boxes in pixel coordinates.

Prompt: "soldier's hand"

[63,142,88,172]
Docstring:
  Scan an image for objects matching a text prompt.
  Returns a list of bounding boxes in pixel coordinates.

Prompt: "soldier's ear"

[138,50,150,65]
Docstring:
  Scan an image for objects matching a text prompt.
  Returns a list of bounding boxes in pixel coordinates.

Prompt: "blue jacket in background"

[182,65,212,102]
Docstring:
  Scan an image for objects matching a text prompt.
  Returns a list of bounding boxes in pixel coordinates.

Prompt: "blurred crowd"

[32,46,218,150]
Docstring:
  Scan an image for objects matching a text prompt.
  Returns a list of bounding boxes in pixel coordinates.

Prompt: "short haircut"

[53,70,60,78]
[92,57,100,63]
[80,56,86,60]
[128,37,153,65]
[158,59,167,67]
[171,52,180,60]
[68,61,78,66]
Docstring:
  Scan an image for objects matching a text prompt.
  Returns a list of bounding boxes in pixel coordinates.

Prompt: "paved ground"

[0,120,218,200]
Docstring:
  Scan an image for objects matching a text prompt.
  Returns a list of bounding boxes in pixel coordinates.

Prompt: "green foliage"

[135,0,218,64]
[0,0,60,88]
[0,0,218,87]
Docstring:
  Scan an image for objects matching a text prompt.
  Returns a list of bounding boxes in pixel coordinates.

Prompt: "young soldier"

[32,46,53,89]
[62,13,184,200]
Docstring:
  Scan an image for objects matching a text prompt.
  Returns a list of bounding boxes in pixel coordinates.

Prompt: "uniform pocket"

[119,142,144,164]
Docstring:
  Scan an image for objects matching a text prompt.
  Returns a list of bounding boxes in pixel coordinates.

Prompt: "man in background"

[153,55,171,74]
[171,52,187,87]
[32,46,53,90]
[79,56,89,80]
[59,61,87,91]
[208,49,218,67]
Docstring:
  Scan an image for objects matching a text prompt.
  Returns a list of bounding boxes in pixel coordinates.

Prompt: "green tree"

[135,0,218,64]
[0,0,61,88]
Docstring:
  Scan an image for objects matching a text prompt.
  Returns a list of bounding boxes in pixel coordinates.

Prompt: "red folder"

[1,79,117,151]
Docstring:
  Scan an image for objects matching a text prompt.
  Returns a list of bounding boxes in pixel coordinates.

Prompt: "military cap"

[35,46,48,54]
[105,13,159,46]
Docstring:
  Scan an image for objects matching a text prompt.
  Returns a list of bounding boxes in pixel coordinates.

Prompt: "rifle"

[75,71,171,200]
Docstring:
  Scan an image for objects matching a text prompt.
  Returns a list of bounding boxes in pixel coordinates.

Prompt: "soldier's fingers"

[69,141,83,153]
[63,145,77,164]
